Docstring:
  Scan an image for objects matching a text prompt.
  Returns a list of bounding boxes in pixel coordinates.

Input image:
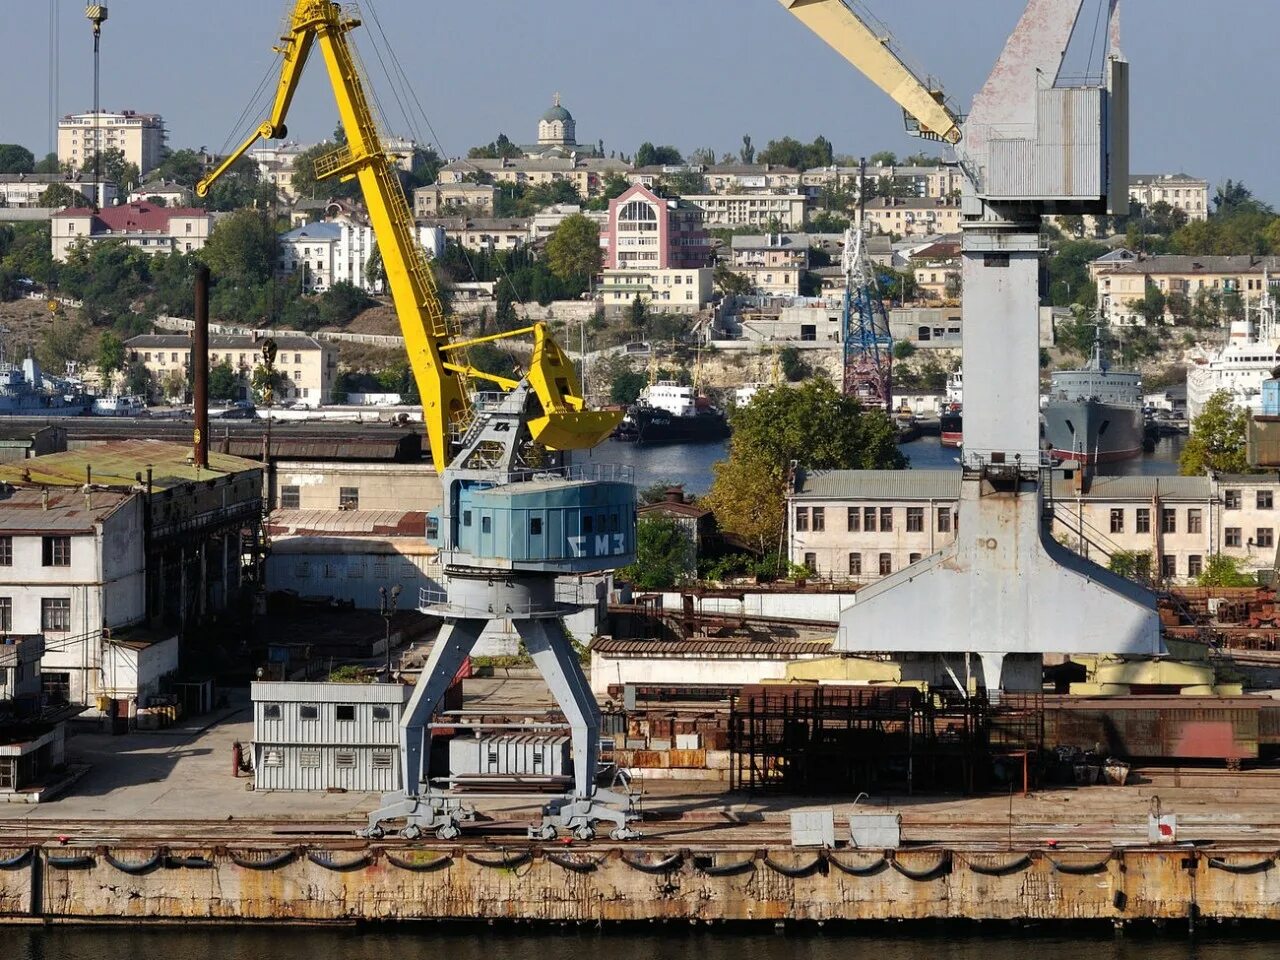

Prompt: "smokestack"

[193,264,210,469]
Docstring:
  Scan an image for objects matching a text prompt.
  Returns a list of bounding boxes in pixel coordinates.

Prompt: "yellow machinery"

[197,0,617,473]
[201,0,639,841]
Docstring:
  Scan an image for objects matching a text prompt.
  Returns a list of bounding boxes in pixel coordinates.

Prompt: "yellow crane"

[197,0,617,471]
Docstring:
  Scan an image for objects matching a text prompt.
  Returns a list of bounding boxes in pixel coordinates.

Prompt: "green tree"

[1213,179,1257,217]
[545,214,601,285]
[705,380,905,552]
[32,153,60,174]
[97,332,126,380]
[251,364,288,404]
[161,368,188,403]
[756,136,834,169]
[1197,554,1255,587]
[80,148,139,192]
[317,280,372,327]
[809,210,850,233]
[0,145,35,174]
[1047,239,1107,306]
[37,183,89,209]
[207,361,239,402]
[583,173,631,212]
[1135,283,1167,325]
[618,516,693,589]
[739,135,755,165]
[628,295,649,335]
[869,151,897,166]
[199,209,277,285]
[2,223,55,285]
[714,265,753,297]
[467,133,522,160]
[634,143,683,167]
[58,240,153,325]
[290,139,360,200]
[1107,550,1152,584]
[778,346,811,382]
[1179,391,1254,476]
[123,360,152,398]
[197,156,274,212]
[37,316,92,373]
[153,147,208,185]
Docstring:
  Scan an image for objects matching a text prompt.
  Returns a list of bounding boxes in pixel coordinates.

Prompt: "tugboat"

[1042,328,1145,465]
[612,381,730,445]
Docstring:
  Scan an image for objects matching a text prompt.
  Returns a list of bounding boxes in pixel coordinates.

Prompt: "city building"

[277,213,444,293]
[50,202,215,262]
[629,164,805,196]
[124,333,338,407]
[249,141,310,201]
[799,164,964,201]
[714,298,843,343]
[0,173,116,210]
[437,156,628,199]
[910,241,962,302]
[1090,251,1280,326]
[729,233,811,297]
[863,197,963,237]
[128,179,194,207]
[0,633,77,800]
[251,681,412,792]
[419,217,530,254]
[637,486,713,571]
[1130,173,1210,222]
[683,193,807,231]
[788,469,1280,585]
[536,94,576,151]
[529,204,607,243]
[412,181,498,217]
[600,268,715,315]
[601,184,711,271]
[58,110,167,176]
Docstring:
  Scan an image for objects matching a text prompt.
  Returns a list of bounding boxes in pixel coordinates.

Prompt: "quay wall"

[0,843,1275,924]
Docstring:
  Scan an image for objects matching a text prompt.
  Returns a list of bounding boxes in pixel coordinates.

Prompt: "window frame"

[42,536,71,568]
[41,597,71,632]
[280,485,301,510]
[299,704,319,721]
[335,704,356,722]
[906,507,924,533]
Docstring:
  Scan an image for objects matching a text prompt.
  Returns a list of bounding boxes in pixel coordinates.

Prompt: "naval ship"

[1043,331,1145,465]
[612,381,730,445]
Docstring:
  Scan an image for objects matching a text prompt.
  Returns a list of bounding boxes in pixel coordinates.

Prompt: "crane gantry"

[201,0,639,841]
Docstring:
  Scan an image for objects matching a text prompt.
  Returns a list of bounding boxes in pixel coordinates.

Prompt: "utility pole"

[379,585,402,681]
[85,5,108,209]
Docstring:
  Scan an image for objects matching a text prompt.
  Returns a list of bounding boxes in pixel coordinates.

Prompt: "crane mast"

[202,0,639,841]
[780,0,1162,691]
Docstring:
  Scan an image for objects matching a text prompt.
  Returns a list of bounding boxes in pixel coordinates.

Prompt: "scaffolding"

[728,685,1045,795]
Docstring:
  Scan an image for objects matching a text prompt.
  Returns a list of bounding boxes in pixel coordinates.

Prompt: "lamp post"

[378,584,401,682]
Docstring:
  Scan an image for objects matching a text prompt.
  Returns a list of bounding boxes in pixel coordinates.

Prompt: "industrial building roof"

[0,440,259,491]
[793,469,961,501]
[1050,475,1212,500]
[0,487,132,534]
[267,509,427,537]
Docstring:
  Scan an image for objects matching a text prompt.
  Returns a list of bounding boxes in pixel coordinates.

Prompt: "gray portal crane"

[780,0,1163,689]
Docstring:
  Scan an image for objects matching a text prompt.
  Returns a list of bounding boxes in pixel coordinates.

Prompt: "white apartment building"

[864,197,963,238]
[277,217,445,293]
[729,233,811,296]
[789,470,1280,586]
[0,174,116,210]
[58,110,167,176]
[50,202,214,262]
[412,181,498,218]
[249,141,311,201]
[0,487,146,707]
[125,333,338,407]
[128,179,193,207]
[684,194,807,231]
[1130,173,1209,222]
[600,267,714,315]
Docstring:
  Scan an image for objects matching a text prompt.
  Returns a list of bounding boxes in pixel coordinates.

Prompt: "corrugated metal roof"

[794,470,960,501]
[268,509,426,537]
[1051,475,1212,501]
[591,637,832,657]
[0,488,131,533]
[0,440,258,490]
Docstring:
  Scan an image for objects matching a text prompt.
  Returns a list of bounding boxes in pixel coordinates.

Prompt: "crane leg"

[361,617,484,840]
[516,618,640,840]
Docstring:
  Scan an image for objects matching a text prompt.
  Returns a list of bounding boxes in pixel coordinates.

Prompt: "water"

[1,927,1276,960]
[588,435,1188,496]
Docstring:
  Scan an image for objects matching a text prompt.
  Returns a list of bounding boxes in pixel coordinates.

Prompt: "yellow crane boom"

[198,0,617,471]
[777,0,961,144]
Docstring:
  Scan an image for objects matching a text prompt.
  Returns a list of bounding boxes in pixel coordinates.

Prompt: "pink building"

[602,184,710,271]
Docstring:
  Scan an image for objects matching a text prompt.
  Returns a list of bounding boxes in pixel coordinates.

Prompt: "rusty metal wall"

[3,843,1278,923]
[1043,698,1260,761]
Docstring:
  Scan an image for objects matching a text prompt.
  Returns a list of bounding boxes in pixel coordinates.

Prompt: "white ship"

[1186,279,1280,421]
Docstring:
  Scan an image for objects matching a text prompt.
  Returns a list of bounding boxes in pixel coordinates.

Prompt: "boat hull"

[1043,399,1144,465]
[613,408,730,445]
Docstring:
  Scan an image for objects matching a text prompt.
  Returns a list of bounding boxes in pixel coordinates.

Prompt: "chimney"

[193,265,210,469]
[664,485,684,504]
[41,487,48,511]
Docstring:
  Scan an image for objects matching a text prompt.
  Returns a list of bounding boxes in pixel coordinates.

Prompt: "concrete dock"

[2,703,1280,924]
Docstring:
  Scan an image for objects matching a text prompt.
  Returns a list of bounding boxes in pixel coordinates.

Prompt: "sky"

[0,0,1276,205]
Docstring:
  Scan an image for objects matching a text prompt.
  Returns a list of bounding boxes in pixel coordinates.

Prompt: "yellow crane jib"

[195,0,610,472]
[777,0,961,145]
[439,323,621,451]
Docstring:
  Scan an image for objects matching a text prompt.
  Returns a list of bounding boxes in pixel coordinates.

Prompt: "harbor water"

[2,926,1276,959]
[590,434,1190,496]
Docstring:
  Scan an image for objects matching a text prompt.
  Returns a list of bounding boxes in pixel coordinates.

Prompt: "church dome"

[541,103,573,123]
